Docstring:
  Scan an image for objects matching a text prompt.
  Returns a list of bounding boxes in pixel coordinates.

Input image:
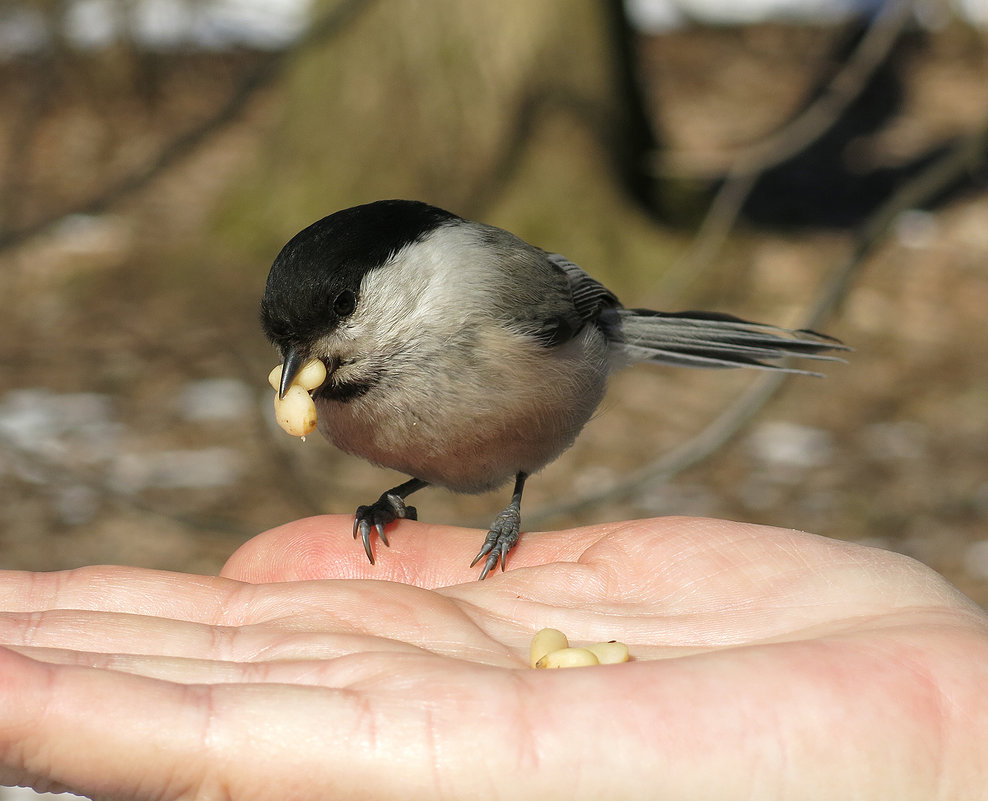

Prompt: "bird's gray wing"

[507,251,622,348]
[543,251,620,323]
[471,224,616,348]
[511,245,848,374]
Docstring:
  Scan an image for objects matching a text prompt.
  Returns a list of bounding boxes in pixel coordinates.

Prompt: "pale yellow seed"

[586,641,630,664]
[267,364,283,391]
[267,359,327,392]
[296,359,328,391]
[274,384,318,437]
[529,628,570,669]
[535,647,600,669]
[268,359,325,438]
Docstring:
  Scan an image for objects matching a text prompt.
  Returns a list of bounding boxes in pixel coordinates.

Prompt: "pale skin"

[1,516,987,800]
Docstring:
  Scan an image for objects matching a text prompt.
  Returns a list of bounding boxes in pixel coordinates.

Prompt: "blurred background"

[0,0,986,641]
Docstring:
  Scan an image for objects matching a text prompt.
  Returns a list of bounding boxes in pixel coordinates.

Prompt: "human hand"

[1,516,986,800]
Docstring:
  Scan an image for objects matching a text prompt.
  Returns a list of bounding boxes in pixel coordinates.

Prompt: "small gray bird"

[260,199,846,578]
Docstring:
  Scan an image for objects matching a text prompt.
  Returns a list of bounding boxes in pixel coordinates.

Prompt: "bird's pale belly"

[316,392,593,493]
[315,333,610,493]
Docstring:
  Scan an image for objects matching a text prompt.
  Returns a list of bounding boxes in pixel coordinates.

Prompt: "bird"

[260,199,847,578]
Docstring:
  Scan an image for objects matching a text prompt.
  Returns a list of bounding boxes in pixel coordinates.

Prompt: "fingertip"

[219,516,484,586]
[219,515,630,588]
[220,515,362,583]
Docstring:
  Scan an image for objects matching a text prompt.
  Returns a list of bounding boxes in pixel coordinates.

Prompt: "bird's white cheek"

[312,325,369,368]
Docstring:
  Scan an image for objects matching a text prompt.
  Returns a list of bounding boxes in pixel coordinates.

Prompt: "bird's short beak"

[278,348,308,399]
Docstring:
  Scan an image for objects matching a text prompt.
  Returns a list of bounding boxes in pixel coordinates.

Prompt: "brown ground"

[1,24,986,605]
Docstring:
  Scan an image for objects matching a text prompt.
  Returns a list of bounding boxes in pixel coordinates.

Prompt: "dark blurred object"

[739,16,988,228]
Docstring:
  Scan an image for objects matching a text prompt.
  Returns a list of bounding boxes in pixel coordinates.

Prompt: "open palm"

[1,515,986,800]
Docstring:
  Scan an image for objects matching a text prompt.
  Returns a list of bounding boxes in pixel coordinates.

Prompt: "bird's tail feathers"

[616,309,849,377]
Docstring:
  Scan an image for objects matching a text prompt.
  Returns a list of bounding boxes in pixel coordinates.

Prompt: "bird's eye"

[332,289,357,317]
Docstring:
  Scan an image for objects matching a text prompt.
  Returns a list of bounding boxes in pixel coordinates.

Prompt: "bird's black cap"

[260,199,460,353]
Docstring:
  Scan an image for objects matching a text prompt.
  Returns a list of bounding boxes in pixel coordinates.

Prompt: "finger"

[0,646,210,797]
[0,641,486,686]
[0,608,438,665]
[0,644,721,801]
[0,562,471,630]
[0,575,523,666]
[0,565,242,617]
[0,646,547,800]
[220,514,610,588]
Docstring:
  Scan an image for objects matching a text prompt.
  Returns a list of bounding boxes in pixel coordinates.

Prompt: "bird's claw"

[353,493,417,564]
[470,507,521,580]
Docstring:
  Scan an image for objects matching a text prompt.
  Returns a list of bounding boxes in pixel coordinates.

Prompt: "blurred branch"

[528,110,988,527]
[657,0,915,299]
[0,0,377,253]
[0,51,57,229]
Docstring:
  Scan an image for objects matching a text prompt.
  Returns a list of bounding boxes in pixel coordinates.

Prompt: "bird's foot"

[353,492,418,564]
[470,506,521,580]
